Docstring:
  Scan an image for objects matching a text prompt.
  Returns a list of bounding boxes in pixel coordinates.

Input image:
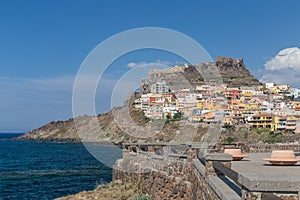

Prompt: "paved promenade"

[231,153,300,192]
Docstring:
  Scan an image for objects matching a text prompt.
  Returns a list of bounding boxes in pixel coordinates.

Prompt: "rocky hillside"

[16,104,216,144]
[215,56,261,86]
[56,180,153,200]
[146,57,261,93]
[16,112,115,143]
[16,105,187,144]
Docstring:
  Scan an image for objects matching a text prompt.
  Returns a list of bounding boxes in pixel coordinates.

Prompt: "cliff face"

[16,111,124,143]
[147,57,261,92]
[16,105,210,144]
[15,107,181,144]
[215,56,261,86]
[17,117,81,142]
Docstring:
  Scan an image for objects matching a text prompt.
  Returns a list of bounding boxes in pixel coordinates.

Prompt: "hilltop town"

[134,79,300,133]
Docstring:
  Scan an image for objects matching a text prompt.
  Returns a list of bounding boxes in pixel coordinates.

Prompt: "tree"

[173,112,183,120]
[226,137,234,144]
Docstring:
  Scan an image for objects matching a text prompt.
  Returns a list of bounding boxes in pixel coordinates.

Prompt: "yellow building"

[247,103,259,110]
[273,116,286,131]
[196,100,205,109]
[249,114,274,129]
[243,92,252,97]
[222,117,233,126]
[205,112,214,119]
[270,86,280,94]
[286,116,298,131]
[209,102,222,110]
[291,101,300,108]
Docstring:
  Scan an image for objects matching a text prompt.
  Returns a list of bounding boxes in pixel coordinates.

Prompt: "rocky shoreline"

[56,180,153,200]
[13,136,122,145]
[13,137,81,143]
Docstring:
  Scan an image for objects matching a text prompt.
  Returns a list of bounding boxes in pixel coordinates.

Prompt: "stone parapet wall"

[190,160,222,200]
[113,168,194,200]
[241,190,299,200]
[114,144,300,200]
[122,150,191,176]
[113,147,223,200]
[218,143,300,153]
[239,144,300,153]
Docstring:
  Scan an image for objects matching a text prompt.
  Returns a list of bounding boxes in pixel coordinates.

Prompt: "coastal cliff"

[16,107,185,144]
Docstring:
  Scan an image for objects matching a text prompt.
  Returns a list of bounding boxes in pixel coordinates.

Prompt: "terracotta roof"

[232,116,244,119]
[253,113,273,117]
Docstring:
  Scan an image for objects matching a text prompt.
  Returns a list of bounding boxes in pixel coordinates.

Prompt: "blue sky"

[1,0,300,132]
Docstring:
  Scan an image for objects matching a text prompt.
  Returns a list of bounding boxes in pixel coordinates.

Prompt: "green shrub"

[120,193,129,200]
[108,181,118,188]
[251,128,270,134]
[226,136,235,144]
[265,131,283,144]
[172,112,183,120]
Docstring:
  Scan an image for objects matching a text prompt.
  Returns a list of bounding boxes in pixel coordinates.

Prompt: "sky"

[1,0,300,132]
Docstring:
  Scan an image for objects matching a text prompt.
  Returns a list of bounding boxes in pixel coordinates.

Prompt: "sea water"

[0,134,121,199]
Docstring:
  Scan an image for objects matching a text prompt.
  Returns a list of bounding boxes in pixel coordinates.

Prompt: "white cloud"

[126,62,137,68]
[260,69,298,85]
[155,60,172,66]
[261,47,300,87]
[126,62,146,68]
[265,47,300,70]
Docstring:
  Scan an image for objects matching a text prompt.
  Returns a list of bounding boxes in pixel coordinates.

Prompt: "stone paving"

[231,153,300,192]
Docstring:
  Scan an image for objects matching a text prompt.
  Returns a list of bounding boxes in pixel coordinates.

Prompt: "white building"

[140,93,152,111]
[290,88,300,99]
[265,82,274,89]
[151,81,169,94]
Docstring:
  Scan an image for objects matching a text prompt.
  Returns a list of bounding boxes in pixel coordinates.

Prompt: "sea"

[0,133,121,200]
